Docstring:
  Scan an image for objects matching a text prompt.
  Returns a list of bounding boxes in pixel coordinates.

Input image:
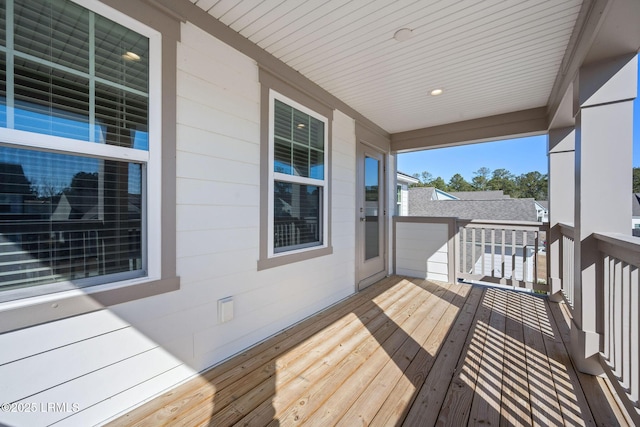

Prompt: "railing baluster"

[462,227,467,274]
[623,262,631,390]
[603,254,611,361]
[511,229,516,287]
[631,265,639,404]
[481,228,486,276]
[523,230,528,287]
[501,229,505,282]
[470,228,476,275]
[490,229,496,278]
[614,259,623,379]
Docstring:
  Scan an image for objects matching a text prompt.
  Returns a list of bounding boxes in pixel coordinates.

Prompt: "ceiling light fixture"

[430,88,444,96]
[393,28,413,42]
[122,51,141,61]
[297,123,306,129]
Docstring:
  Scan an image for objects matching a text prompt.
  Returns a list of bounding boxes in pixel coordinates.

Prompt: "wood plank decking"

[109,276,629,426]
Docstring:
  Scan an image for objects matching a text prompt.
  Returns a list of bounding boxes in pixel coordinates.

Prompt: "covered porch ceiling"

[189,0,640,151]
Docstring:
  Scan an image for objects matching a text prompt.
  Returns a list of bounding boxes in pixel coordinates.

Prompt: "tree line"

[411,167,548,200]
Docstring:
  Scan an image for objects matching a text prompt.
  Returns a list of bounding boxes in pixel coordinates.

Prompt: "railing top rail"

[457,219,544,227]
[594,232,640,267]
[559,222,575,239]
[393,216,456,225]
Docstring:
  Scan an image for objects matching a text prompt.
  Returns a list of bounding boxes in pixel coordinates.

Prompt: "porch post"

[572,54,637,374]
[547,127,575,301]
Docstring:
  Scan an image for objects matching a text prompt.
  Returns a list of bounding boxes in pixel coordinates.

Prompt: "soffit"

[190,0,583,134]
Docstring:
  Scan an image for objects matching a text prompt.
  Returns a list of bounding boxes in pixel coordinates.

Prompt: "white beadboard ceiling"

[190,0,583,134]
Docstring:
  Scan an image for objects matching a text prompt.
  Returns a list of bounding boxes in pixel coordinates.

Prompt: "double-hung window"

[268,90,328,257]
[0,0,161,302]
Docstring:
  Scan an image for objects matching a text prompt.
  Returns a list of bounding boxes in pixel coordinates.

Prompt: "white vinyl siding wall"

[0,20,358,426]
[395,221,449,282]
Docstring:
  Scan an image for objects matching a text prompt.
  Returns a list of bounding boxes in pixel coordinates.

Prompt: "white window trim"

[267,89,329,259]
[0,0,163,303]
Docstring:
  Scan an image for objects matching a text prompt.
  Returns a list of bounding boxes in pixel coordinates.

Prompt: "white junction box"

[218,297,234,323]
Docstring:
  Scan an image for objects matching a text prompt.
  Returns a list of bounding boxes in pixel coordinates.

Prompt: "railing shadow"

[108,276,621,426]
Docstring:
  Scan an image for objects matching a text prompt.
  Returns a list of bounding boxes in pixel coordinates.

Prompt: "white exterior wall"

[395,222,449,282]
[0,23,358,427]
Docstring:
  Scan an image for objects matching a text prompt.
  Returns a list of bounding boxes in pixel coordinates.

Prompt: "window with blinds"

[0,0,153,300]
[270,94,327,254]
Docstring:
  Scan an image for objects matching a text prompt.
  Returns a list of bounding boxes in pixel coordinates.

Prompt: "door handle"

[360,217,366,222]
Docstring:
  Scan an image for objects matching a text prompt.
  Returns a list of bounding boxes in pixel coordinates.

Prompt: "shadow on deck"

[108,276,629,426]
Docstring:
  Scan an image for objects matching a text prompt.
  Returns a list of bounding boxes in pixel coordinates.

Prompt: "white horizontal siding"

[0,21,359,427]
[395,221,450,282]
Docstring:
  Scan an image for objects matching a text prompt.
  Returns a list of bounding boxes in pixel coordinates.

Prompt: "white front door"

[356,142,386,290]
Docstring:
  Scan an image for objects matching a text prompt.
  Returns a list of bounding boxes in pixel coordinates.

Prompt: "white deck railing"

[559,223,575,308]
[456,219,547,292]
[393,217,547,292]
[593,232,640,419]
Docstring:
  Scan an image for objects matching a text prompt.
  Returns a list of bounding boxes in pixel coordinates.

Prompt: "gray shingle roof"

[408,188,538,221]
[448,190,510,200]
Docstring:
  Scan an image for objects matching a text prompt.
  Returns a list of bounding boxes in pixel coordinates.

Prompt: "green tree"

[633,167,640,193]
[471,167,491,191]
[411,171,433,187]
[515,171,548,200]
[488,168,516,196]
[430,176,448,191]
[448,173,473,191]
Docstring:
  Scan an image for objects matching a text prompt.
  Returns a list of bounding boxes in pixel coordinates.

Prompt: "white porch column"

[572,54,638,374]
[547,127,575,301]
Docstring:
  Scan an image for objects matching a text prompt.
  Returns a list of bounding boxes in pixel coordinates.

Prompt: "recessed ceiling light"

[430,89,444,96]
[393,28,413,42]
[122,51,141,61]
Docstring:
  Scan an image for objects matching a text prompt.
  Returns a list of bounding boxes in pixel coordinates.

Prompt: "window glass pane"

[292,109,309,145]
[1,0,149,148]
[0,146,143,294]
[273,182,320,251]
[273,98,324,179]
[274,137,292,175]
[0,0,5,46]
[292,143,309,177]
[95,14,149,94]
[95,82,148,148]
[365,156,379,260]
[274,99,291,140]
[14,58,90,140]
[14,0,90,73]
[0,52,5,128]
[309,117,324,149]
[309,149,323,180]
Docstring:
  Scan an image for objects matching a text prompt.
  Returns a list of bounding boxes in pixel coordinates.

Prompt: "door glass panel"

[364,156,379,260]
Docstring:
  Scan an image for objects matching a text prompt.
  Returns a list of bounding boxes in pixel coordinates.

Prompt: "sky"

[397,56,640,182]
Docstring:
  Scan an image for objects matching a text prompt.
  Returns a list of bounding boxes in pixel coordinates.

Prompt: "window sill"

[257,246,333,271]
[0,276,180,334]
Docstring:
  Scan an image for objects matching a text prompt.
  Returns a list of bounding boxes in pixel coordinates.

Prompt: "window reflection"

[0,146,143,290]
[274,182,321,251]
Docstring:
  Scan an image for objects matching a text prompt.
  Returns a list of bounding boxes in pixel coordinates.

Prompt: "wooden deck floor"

[109,276,629,426]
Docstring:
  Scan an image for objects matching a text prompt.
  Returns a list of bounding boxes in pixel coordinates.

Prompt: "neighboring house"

[396,171,419,216]
[0,1,637,426]
[633,194,640,236]
[535,200,549,222]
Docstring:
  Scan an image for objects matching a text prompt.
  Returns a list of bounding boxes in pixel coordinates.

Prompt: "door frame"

[356,140,388,290]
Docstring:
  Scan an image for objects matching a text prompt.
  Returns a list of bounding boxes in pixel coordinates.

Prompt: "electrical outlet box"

[218,297,234,323]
